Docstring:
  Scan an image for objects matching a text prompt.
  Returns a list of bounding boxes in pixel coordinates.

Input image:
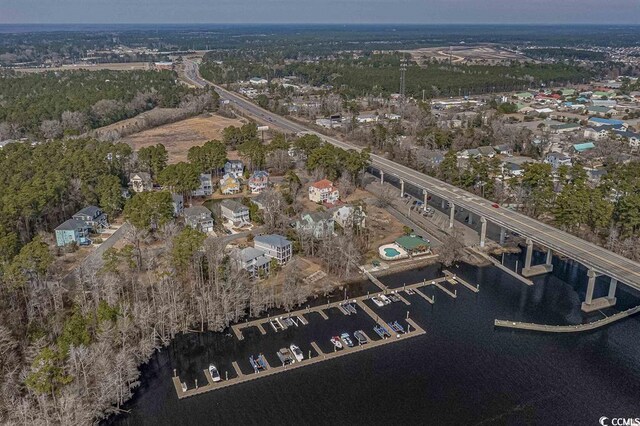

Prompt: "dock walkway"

[474,249,534,286]
[443,270,479,293]
[495,305,640,333]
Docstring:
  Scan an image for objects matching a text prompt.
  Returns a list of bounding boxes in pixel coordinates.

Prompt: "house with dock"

[232,247,271,278]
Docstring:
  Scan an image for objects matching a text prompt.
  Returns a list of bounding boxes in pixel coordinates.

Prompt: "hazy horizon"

[1,0,639,25]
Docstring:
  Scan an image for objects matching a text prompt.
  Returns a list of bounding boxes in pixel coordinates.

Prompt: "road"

[183,59,640,292]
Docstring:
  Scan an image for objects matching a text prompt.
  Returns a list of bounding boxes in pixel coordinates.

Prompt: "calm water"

[106,254,640,426]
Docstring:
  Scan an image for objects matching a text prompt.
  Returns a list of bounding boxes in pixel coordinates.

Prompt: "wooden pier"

[414,287,435,304]
[443,270,479,293]
[434,283,457,299]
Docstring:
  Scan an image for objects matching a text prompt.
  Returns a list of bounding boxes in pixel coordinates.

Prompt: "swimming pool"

[384,248,401,257]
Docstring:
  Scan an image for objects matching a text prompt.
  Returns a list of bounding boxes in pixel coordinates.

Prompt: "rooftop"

[394,234,430,251]
[311,179,334,190]
[255,234,291,248]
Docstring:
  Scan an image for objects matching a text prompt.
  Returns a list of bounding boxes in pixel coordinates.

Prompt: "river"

[105,253,640,425]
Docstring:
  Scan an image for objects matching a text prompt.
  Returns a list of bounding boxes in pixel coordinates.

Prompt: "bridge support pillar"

[380,171,384,185]
[524,238,533,270]
[546,248,553,265]
[480,217,487,248]
[400,179,405,198]
[581,269,617,312]
[449,202,455,229]
[441,199,446,209]
[468,212,473,225]
[423,190,428,211]
[499,227,506,245]
[608,277,618,299]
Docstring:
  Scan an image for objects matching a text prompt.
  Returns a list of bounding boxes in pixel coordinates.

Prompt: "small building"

[224,160,244,177]
[457,148,481,159]
[249,77,268,86]
[220,174,241,195]
[493,144,513,156]
[129,172,153,193]
[587,106,616,117]
[502,162,524,177]
[184,206,214,233]
[514,92,533,100]
[309,179,339,204]
[171,194,184,217]
[573,142,596,153]
[613,130,640,149]
[394,234,430,255]
[192,173,213,197]
[254,234,292,265]
[356,114,379,124]
[220,199,250,225]
[233,247,271,278]
[294,211,335,239]
[248,170,269,194]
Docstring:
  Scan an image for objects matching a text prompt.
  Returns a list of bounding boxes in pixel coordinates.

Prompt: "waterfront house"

[294,211,335,239]
[254,234,292,265]
[192,173,213,197]
[72,206,109,230]
[184,206,214,233]
[220,174,241,195]
[332,205,367,229]
[309,179,339,204]
[232,247,271,278]
[55,219,91,247]
[248,170,269,194]
[220,199,250,225]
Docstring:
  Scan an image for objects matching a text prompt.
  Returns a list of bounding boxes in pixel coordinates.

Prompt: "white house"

[192,173,213,197]
[129,172,152,193]
[254,234,292,265]
[249,77,268,85]
[309,179,339,204]
[332,205,366,229]
[356,114,379,124]
[220,199,250,225]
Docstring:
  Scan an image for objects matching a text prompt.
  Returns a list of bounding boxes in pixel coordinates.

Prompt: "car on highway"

[492,203,500,208]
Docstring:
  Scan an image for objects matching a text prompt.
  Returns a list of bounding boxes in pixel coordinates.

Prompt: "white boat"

[209,364,221,382]
[371,296,385,307]
[290,344,304,362]
[340,332,354,347]
[330,336,343,349]
[379,294,392,305]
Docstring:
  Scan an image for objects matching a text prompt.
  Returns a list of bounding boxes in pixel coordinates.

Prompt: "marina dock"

[443,270,479,293]
[172,271,471,400]
[434,283,457,299]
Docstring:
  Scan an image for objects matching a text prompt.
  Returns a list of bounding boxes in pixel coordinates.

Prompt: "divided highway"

[183,59,640,291]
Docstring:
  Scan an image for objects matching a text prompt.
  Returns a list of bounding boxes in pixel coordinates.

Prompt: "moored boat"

[330,336,343,349]
[290,344,304,362]
[209,364,221,382]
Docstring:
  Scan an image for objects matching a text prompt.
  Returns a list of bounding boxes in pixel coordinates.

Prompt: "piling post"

[225,371,228,381]
[308,350,311,360]
[406,310,409,319]
[173,369,176,377]
[195,379,198,389]
[407,324,411,333]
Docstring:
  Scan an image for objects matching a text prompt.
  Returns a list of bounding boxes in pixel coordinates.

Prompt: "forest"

[0,69,202,137]
[201,53,595,98]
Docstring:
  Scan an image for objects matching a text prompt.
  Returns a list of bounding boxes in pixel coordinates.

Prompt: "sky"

[0,0,639,25]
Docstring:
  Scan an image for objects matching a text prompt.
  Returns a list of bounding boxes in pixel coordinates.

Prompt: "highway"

[183,59,640,292]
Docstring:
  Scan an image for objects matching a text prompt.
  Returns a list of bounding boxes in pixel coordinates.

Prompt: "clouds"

[0,0,638,24]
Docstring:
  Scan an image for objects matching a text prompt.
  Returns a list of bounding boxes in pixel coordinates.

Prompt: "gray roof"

[130,172,151,182]
[55,218,88,231]
[172,193,183,203]
[74,205,101,218]
[302,210,333,222]
[239,247,267,262]
[221,199,248,213]
[255,234,291,248]
[184,206,212,217]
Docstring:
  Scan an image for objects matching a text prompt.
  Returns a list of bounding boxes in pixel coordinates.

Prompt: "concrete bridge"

[184,59,637,314]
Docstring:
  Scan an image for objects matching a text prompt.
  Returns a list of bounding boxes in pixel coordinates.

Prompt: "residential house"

[332,205,367,229]
[248,170,269,194]
[544,153,572,169]
[220,174,241,195]
[184,206,214,233]
[587,117,627,128]
[514,92,533,100]
[420,150,445,168]
[220,199,250,225]
[192,173,213,197]
[550,123,581,134]
[254,234,292,265]
[613,130,640,149]
[356,114,379,124]
[72,206,109,230]
[309,179,339,204]
[129,172,152,193]
[584,125,625,140]
[294,211,335,239]
[477,146,496,158]
[172,194,184,217]
[55,205,108,247]
[493,144,513,156]
[224,160,244,177]
[502,162,524,177]
[457,148,481,159]
[252,193,267,210]
[587,106,617,117]
[249,77,268,85]
[55,219,91,247]
[233,247,271,278]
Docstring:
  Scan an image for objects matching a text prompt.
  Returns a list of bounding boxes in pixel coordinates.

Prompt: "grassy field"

[122,113,246,163]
